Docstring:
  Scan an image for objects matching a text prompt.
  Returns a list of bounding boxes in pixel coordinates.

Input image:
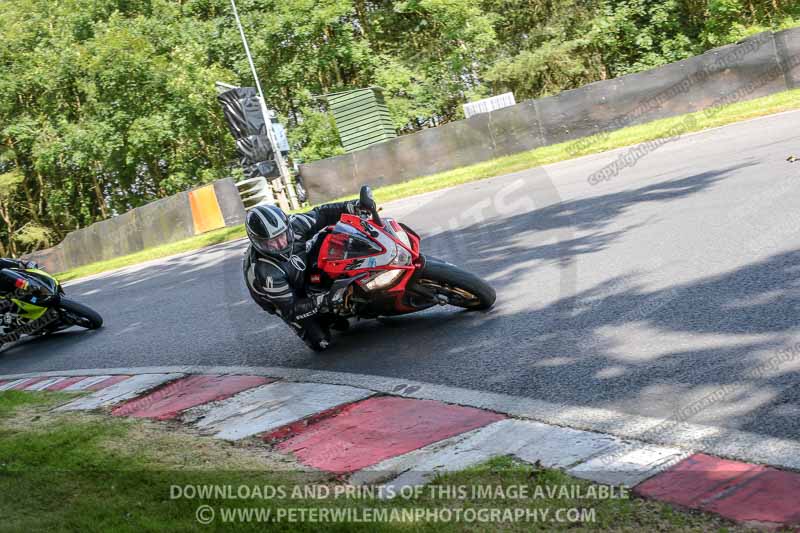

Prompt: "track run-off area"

[3,111,800,466]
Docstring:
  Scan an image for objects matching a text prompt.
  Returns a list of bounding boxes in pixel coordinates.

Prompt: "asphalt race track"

[4,111,800,449]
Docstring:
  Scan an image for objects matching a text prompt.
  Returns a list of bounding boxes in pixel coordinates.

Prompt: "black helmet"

[245,204,291,256]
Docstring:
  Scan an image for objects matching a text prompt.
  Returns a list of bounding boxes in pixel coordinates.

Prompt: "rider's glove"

[313,288,348,314]
[349,199,368,216]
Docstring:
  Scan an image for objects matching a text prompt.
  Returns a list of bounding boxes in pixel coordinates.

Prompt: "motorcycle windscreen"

[325,223,383,261]
[23,270,59,294]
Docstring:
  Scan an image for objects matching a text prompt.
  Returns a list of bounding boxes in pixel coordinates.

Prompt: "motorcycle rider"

[0,258,42,333]
[243,200,360,351]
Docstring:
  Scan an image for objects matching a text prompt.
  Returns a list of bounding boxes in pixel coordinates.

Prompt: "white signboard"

[463,92,516,118]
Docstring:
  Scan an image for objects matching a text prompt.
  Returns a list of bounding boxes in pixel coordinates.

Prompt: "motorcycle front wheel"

[58,298,103,330]
[415,258,496,310]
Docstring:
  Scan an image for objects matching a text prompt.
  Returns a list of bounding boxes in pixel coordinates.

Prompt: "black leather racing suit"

[243,201,359,350]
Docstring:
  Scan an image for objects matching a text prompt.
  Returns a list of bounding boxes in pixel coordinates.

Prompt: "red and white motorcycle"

[307,185,495,327]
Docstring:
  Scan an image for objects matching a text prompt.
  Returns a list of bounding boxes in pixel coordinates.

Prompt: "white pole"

[230,0,266,105]
[229,0,299,210]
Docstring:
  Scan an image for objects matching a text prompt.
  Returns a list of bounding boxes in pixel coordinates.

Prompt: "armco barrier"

[25,178,246,273]
[300,28,800,203]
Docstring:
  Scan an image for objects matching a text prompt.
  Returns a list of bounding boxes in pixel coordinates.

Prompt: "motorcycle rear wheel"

[416,258,496,310]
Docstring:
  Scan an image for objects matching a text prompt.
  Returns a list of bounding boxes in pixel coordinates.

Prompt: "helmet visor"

[253,232,289,255]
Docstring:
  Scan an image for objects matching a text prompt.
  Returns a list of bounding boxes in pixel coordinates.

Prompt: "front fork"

[395,255,451,312]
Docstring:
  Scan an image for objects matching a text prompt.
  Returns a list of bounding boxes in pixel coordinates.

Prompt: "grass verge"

[55,224,246,283]
[55,88,800,283]
[0,391,745,532]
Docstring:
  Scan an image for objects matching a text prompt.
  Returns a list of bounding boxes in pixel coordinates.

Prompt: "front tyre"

[58,298,103,330]
[417,258,496,310]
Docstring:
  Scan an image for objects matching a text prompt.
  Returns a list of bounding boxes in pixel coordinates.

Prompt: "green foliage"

[587,0,692,76]
[0,0,797,255]
[704,0,746,45]
[13,222,53,250]
[288,107,347,162]
[0,170,24,201]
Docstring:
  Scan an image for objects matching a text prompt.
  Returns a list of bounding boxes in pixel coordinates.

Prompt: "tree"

[0,170,25,256]
[0,0,796,256]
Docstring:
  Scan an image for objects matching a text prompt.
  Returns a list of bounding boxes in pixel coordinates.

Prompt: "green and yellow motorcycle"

[0,268,102,347]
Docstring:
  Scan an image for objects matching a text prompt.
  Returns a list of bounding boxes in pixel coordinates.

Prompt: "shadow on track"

[317,161,800,441]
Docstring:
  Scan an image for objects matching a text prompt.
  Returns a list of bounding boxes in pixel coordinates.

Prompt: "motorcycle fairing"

[319,216,394,273]
[6,269,61,320]
[314,214,425,316]
[11,299,48,321]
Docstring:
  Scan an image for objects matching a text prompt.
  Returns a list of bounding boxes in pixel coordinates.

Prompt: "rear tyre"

[416,258,496,310]
[58,298,103,330]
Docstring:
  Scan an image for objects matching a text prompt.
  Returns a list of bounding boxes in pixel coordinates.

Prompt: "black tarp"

[235,134,275,163]
[218,87,279,180]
